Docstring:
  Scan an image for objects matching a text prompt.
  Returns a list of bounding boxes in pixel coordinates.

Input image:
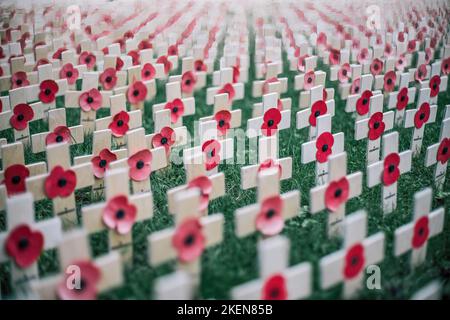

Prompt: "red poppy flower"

[382,153,400,186]
[414,102,430,129]
[396,87,409,110]
[46,126,71,146]
[127,81,147,104]
[79,88,102,112]
[39,80,59,103]
[45,166,77,199]
[167,45,178,56]
[255,196,284,236]
[91,148,117,178]
[214,110,231,136]
[79,51,96,69]
[368,112,385,140]
[181,71,197,94]
[297,54,309,72]
[108,111,130,137]
[102,195,137,234]
[99,68,117,90]
[11,71,30,89]
[412,216,429,249]
[172,218,205,262]
[217,83,235,102]
[164,98,185,123]
[370,58,383,76]
[0,66,3,77]
[116,57,124,71]
[3,164,30,196]
[357,48,369,64]
[127,50,140,66]
[396,55,406,71]
[343,243,365,279]
[152,126,175,153]
[141,63,156,81]
[59,63,79,85]
[407,40,416,53]
[5,225,43,268]
[424,48,433,64]
[356,90,372,116]
[34,58,50,71]
[309,100,327,127]
[316,132,334,163]
[202,139,221,171]
[138,39,152,50]
[258,159,282,177]
[262,274,288,300]
[350,78,361,95]
[383,71,396,92]
[187,176,213,211]
[329,49,340,65]
[317,32,327,47]
[415,64,428,82]
[436,138,450,164]
[57,261,100,300]
[441,57,450,75]
[397,32,405,43]
[156,55,172,74]
[338,63,351,83]
[128,149,152,181]
[10,103,34,130]
[123,30,134,40]
[384,43,393,57]
[193,60,206,73]
[429,75,441,98]
[53,47,67,60]
[261,108,282,136]
[304,71,315,90]
[325,177,349,211]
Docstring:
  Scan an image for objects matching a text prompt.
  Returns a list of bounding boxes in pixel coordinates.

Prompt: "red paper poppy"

[5,224,44,268]
[407,40,416,53]
[102,195,137,234]
[412,216,429,249]
[329,49,340,65]
[172,218,205,263]
[39,80,59,103]
[413,64,427,83]
[325,177,349,211]
[10,103,34,130]
[343,243,365,279]
[395,55,406,71]
[356,90,372,116]
[79,51,96,69]
[141,63,156,81]
[316,132,334,163]
[181,71,197,94]
[370,58,383,76]
[436,138,450,164]
[0,66,3,77]
[256,196,284,236]
[91,148,117,178]
[258,159,282,178]
[309,100,327,127]
[79,88,102,112]
[167,45,178,56]
[45,166,77,199]
[127,50,140,66]
[194,60,206,73]
[128,149,152,181]
[11,71,30,89]
[116,57,124,71]
[383,71,396,92]
[52,47,67,60]
[3,164,30,196]
[34,58,50,71]
[262,77,278,95]
[59,63,79,85]
[109,111,130,137]
[338,63,351,83]
[214,110,231,136]
[368,112,385,140]
[382,153,400,186]
[350,78,361,95]
[46,125,71,146]
[397,32,405,42]
[262,274,288,300]
[152,126,175,153]
[317,32,327,47]
[261,108,282,136]
[424,48,433,64]
[441,57,450,75]
[57,260,100,300]
[202,139,221,171]
[187,176,213,211]
[217,83,235,102]
[138,39,152,50]
[127,81,147,104]
[357,48,369,64]
[384,43,393,57]
[297,54,309,72]
[156,55,172,74]
[414,102,430,129]
[164,98,185,123]
[396,87,409,110]
[99,68,117,90]
[429,75,441,98]
[304,71,315,90]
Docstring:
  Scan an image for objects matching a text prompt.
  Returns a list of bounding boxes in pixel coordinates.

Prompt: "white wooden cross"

[320,210,385,299]
[148,189,224,283]
[297,85,335,140]
[60,50,88,90]
[65,72,112,133]
[420,61,448,104]
[386,72,417,125]
[30,108,84,154]
[206,67,244,105]
[301,114,345,185]
[310,152,363,237]
[404,88,437,156]
[26,142,94,229]
[355,93,395,165]
[251,62,287,98]
[82,168,153,264]
[0,192,62,298]
[168,57,200,97]
[344,74,375,120]
[231,235,311,300]
[367,131,412,214]
[30,229,123,300]
[252,91,291,118]
[153,270,194,300]
[425,107,450,191]
[394,188,445,268]
[235,167,299,238]
[294,68,327,91]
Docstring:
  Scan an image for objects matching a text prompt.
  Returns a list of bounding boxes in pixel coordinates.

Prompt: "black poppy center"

[11,175,21,184]
[144,71,150,77]
[374,64,379,70]
[87,96,94,104]
[387,79,392,85]
[442,147,448,155]
[218,119,225,127]
[17,114,24,121]
[418,227,424,236]
[362,98,368,105]
[105,76,112,83]
[85,57,91,64]
[99,159,107,168]
[267,119,274,127]
[266,209,276,219]
[161,137,168,144]
[388,164,395,173]
[334,188,342,198]
[445,64,448,70]
[270,288,280,298]
[322,144,329,152]
[401,95,406,102]
[115,209,125,220]
[18,237,29,250]
[184,233,195,246]
[351,256,359,266]
[342,69,347,76]
[354,86,360,93]
[208,149,215,158]
[133,89,139,97]
[66,71,73,78]
[16,79,23,85]
[44,88,51,95]
[58,178,67,187]
[307,77,312,83]
[333,54,338,60]
[136,160,145,170]
[314,110,321,118]
[433,83,437,90]
[185,79,191,86]
[374,122,380,129]
[419,113,425,120]
[172,107,179,114]
[56,135,64,143]
[117,120,124,127]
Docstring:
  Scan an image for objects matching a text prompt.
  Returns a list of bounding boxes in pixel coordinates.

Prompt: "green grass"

[1,28,449,300]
